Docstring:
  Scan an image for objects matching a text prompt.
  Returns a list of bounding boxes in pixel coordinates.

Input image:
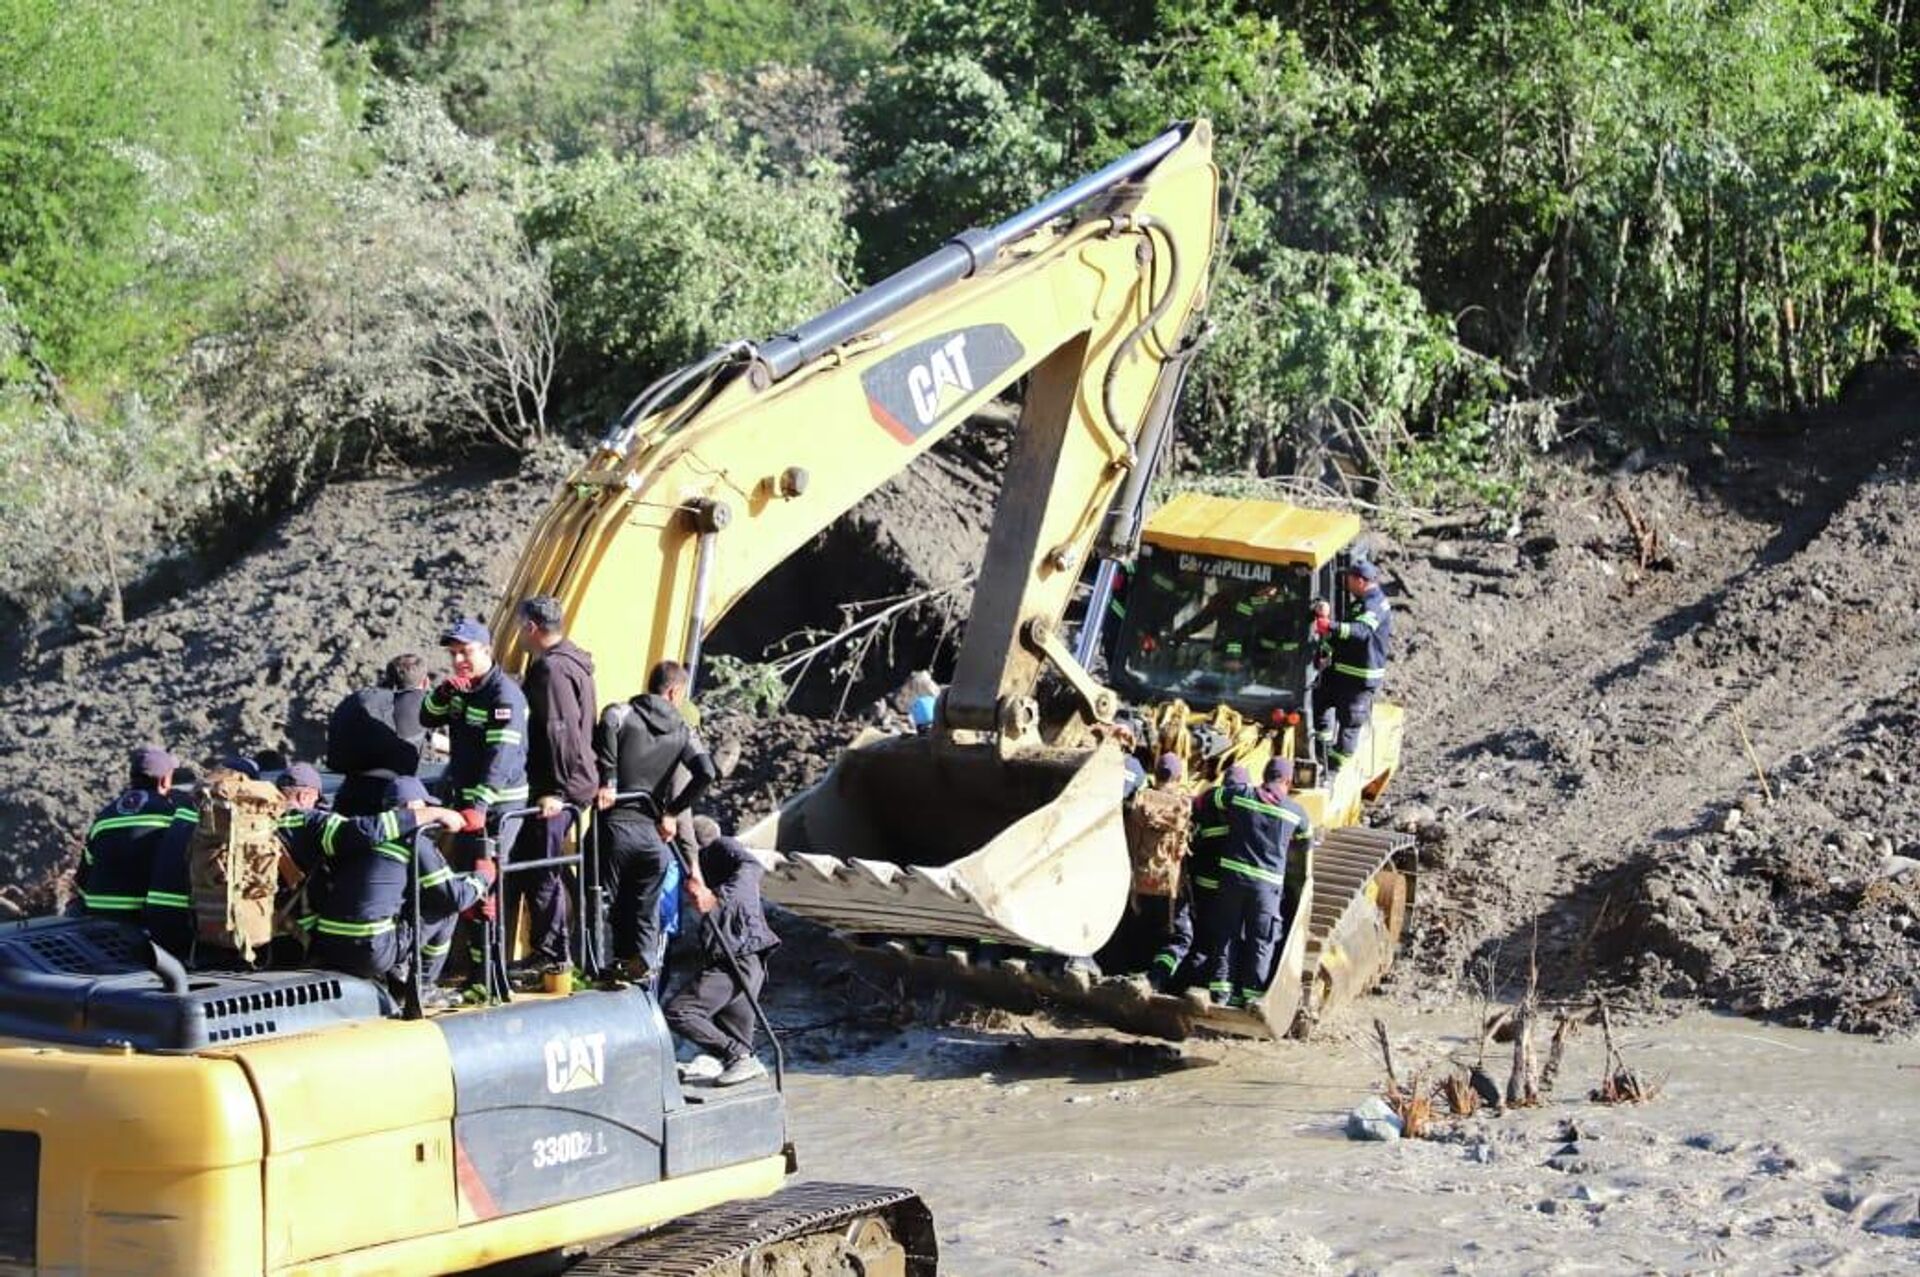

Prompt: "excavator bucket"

[744,734,1135,957]
[746,714,1413,1043]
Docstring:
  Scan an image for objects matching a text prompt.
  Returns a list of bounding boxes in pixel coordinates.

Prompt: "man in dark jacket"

[1197,757,1312,1007]
[1311,561,1392,780]
[327,654,432,817]
[308,777,488,993]
[512,596,597,967]
[666,816,779,1087]
[594,660,716,983]
[78,746,179,921]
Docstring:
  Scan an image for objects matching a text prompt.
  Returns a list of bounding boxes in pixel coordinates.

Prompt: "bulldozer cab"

[1105,493,1366,723]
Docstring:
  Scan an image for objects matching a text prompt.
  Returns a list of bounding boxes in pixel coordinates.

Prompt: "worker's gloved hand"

[459,808,485,834]
[463,859,498,921]
[1312,615,1333,639]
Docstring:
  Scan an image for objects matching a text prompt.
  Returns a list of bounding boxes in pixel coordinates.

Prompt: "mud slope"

[0,428,992,907]
[1380,358,1920,1033]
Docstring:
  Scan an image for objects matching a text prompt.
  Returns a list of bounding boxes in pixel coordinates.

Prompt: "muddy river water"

[782,1005,1920,1274]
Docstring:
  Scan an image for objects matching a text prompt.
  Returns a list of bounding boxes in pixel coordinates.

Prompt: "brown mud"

[0,364,1916,1041]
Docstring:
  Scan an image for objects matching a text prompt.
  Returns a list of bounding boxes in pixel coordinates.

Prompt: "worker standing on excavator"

[1311,561,1392,779]
[76,747,180,921]
[423,618,528,976]
[595,660,717,985]
[515,595,598,969]
[1197,758,1310,1007]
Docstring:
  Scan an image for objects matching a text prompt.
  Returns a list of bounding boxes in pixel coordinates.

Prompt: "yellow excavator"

[491,112,1409,1042]
[0,119,1404,1276]
[0,121,1223,1277]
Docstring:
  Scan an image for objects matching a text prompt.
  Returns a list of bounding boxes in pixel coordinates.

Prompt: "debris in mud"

[1591,1000,1662,1105]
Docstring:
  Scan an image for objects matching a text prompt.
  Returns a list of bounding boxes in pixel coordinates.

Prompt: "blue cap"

[220,754,261,780]
[909,695,938,730]
[129,746,176,783]
[440,617,491,647]
[1264,757,1295,784]
[1226,763,1251,787]
[384,776,431,807]
[277,762,323,791]
[1346,561,1380,583]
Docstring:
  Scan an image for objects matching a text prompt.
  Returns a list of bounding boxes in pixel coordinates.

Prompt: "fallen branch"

[1730,706,1774,803]
[1591,997,1661,1104]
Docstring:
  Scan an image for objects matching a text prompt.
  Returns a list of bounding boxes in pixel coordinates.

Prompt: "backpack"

[188,770,288,961]
[1124,785,1191,898]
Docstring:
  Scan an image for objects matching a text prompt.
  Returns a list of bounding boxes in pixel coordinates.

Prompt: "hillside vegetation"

[2,0,1916,636]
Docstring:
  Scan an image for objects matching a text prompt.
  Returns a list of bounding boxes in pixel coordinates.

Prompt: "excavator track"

[570,1181,937,1277]
[831,823,1414,1042]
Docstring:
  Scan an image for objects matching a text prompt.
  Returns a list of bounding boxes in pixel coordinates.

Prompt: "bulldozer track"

[570,1181,937,1276]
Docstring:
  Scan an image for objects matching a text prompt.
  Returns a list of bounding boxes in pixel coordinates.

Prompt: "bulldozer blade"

[744,734,1135,957]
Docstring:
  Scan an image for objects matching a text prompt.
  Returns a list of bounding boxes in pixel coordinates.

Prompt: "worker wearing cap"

[1311,560,1392,779]
[1196,757,1311,1007]
[328,653,433,818]
[77,747,181,922]
[308,777,492,991]
[422,617,530,845]
[269,762,331,956]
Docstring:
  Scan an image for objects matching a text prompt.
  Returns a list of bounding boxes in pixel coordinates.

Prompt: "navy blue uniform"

[308,811,485,986]
[422,666,530,825]
[78,789,178,920]
[1198,782,1311,1006]
[1317,583,1391,776]
[327,687,429,817]
[143,803,201,958]
[664,836,778,1066]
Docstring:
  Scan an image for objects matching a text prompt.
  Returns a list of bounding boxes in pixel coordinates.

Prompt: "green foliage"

[339,0,891,156]
[528,140,857,401]
[698,653,789,716]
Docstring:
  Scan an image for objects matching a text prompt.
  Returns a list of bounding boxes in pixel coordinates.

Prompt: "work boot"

[715,1055,768,1087]
[678,1053,724,1083]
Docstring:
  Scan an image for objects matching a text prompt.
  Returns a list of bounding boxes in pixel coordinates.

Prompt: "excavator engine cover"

[748,735,1132,957]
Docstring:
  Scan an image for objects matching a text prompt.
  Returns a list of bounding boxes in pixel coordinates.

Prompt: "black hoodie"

[525,638,599,804]
[594,693,715,826]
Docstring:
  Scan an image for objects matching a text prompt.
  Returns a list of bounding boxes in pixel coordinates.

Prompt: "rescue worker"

[1149,761,1243,995]
[328,654,432,817]
[308,777,491,993]
[514,596,597,968]
[272,762,329,959]
[421,618,528,976]
[78,746,180,922]
[667,816,779,1087]
[1312,561,1391,779]
[1196,757,1311,1007]
[594,660,716,984]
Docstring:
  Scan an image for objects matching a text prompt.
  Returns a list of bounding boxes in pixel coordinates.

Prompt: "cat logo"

[862,324,1025,444]
[543,1032,607,1094]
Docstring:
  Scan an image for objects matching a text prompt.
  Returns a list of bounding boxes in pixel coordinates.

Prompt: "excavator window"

[1107,546,1314,718]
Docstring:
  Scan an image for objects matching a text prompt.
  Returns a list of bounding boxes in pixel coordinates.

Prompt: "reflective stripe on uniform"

[1192,875,1219,890]
[422,940,451,957]
[80,892,146,911]
[483,730,522,745]
[86,814,173,838]
[144,891,192,910]
[1219,857,1286,885]
[315,917,396,938]
[374,841,410,864]
[419,867,454,888]
[1333,662,1385,682]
